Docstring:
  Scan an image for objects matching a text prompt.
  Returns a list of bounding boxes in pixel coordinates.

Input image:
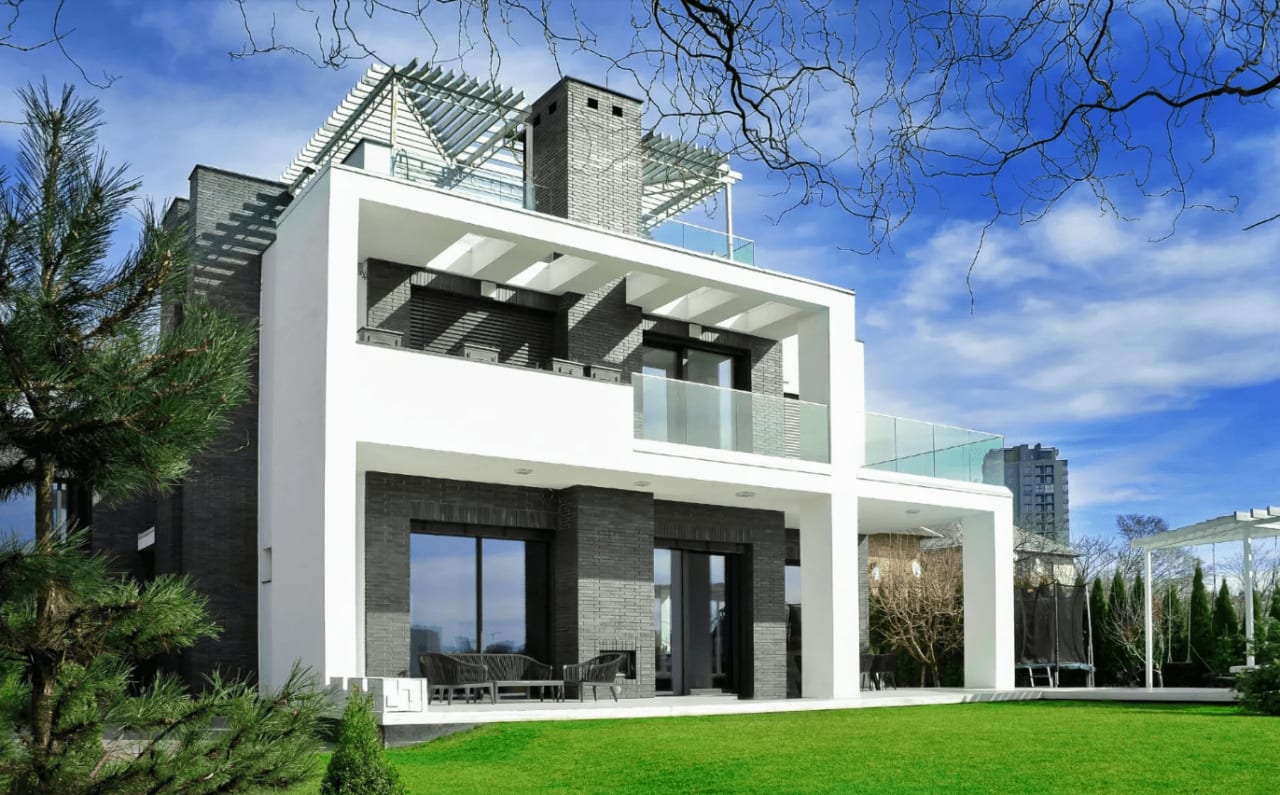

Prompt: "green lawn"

[302,701,1280,793]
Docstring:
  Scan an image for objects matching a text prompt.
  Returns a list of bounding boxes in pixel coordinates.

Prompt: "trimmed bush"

[321,688,406,795]
[1236,655,1280,716]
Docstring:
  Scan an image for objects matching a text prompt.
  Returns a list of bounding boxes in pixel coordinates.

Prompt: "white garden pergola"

[1132,506,1280,689]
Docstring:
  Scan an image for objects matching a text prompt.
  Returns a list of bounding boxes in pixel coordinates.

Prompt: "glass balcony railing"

[865,413,1005,485]
[393,152,534,209]
[644,219,756,266]
[388,153,757,266]
[633,374,829,463]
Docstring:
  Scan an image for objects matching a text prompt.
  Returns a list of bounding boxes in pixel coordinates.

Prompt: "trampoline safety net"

[1014,583,1090,667]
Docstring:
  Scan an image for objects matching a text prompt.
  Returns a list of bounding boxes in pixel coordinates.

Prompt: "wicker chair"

[563,653,626,702]
[453,653,557,700]
[418,652,494,705]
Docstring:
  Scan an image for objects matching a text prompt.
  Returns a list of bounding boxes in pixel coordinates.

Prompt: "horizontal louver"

[409,287,553,369]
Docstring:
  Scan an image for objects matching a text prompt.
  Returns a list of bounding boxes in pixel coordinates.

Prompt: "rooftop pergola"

[1131,506,1280,688]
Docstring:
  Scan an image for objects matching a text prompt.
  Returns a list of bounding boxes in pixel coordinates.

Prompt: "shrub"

[1236,637,1280,716]
[321,688,405,795]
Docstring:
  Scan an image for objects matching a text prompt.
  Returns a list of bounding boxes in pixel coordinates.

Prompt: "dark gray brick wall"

[91,494,155,580]
[180,166,289,684]
[558,280,644,383]
[365,260,415,337]
[555,487,655,698]
[654,501,787,699]
[363,472,559,677]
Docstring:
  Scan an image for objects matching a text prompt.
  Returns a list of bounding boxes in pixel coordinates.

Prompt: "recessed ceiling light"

[905,508,921,515]
[514,467,533,475]
[736,490,756,498]
[633,480,651,487]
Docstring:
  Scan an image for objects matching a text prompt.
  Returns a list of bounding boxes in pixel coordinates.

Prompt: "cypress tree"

[1189,562,1213,678]
[1213,580,1238,638]
[1270,589,1280,623]
[1089,577,1109,677]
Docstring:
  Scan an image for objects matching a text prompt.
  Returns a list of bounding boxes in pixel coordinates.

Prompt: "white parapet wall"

[329,677,432,724]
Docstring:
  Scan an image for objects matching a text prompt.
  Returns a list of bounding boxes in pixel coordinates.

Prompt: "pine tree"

[1189,562,1213,679]
[321,688,406,795]
[0,84,319,793]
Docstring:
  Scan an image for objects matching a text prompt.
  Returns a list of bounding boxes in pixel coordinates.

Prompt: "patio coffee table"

[493,679,565,702]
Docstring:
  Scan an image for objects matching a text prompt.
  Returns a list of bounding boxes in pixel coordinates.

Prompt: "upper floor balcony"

[864,413,1005,486]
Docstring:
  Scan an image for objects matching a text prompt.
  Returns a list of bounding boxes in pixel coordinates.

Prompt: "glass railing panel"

[634,374,828,463]
[864,412,1005,485]
[644,219,757,266]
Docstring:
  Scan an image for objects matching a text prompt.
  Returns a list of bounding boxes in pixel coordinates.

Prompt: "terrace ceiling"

[356,198,812,340]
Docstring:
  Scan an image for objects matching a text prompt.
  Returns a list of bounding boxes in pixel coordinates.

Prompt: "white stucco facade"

[256,160,1015,700]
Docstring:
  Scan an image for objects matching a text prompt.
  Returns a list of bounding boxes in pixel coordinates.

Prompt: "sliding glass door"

[409,531,550,674]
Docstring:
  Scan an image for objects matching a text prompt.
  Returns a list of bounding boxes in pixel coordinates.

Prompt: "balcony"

[865,413,1004,485]
[633,374,829,463]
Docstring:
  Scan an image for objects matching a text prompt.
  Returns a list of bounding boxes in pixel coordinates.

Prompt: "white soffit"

[1132,506,1280,549]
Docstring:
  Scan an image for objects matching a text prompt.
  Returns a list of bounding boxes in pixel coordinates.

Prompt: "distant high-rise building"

[1000,444,1069,544]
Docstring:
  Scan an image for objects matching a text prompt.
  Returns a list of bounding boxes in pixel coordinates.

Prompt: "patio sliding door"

[409,528,551,675]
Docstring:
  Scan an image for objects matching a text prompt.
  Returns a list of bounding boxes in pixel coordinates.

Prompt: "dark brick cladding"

[365,474,788,700]
[556,487,655,699]
[91,166,289,685]
[364,473,559,677]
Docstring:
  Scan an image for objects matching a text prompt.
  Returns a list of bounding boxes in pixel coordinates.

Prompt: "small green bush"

[1236,635,1280,716]
[321,688,406,795]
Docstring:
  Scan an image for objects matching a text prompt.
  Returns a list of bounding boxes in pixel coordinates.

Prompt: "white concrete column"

[963,510,1014,689]
[1144,548,1154,690]
[800,492,861,698]
[1243,533,1255,668]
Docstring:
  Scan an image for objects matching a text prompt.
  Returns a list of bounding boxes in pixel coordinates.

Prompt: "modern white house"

[94,62,1015,711]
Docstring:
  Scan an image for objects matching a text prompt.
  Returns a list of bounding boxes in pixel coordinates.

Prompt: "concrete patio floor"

[384,686,1234,728]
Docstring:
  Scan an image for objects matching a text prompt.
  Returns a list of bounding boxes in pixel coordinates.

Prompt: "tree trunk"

[29,456,58,783]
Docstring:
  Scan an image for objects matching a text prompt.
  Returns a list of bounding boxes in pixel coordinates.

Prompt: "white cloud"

[860,192,1280,434]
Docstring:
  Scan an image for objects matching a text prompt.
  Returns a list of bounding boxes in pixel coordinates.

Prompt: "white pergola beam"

[441,236,517,277]
[470,248,547,283]
[687,292,771,326]
[628,277,702,313]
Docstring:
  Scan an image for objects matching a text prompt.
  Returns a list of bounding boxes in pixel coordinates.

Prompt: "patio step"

[687,689,735,698]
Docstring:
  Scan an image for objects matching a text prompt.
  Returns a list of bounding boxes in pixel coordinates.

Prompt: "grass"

[298,701,1280,793]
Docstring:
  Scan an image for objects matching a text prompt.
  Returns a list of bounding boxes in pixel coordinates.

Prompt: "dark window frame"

[641,334,752,392]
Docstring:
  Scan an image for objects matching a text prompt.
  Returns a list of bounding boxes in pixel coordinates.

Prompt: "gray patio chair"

[870,653,897,690]
[418,652,494,705]
[860,653,875,691]
[564,653,626,702]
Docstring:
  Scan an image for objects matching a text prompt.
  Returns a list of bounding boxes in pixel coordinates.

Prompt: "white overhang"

[1130,506,1280,549]
[337,165,841,339]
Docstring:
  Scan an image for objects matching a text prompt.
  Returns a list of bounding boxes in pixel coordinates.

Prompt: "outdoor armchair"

[418,652,495,704]
[563,653,626,702]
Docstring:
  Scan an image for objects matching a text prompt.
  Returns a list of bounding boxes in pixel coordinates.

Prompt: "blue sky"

[0,1,1276,544]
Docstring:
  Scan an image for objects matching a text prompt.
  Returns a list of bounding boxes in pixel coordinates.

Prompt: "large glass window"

[409,531,549,673]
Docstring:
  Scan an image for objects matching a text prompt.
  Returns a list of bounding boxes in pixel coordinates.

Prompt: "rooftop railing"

[643,219,756,266]
[634,374,829,463]
[388,152,756,266]
[865,413,1005,485]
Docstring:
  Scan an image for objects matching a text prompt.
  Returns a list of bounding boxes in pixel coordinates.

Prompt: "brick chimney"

[526,78,643,235]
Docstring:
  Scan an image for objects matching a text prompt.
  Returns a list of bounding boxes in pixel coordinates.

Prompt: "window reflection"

[409,531,549,674]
